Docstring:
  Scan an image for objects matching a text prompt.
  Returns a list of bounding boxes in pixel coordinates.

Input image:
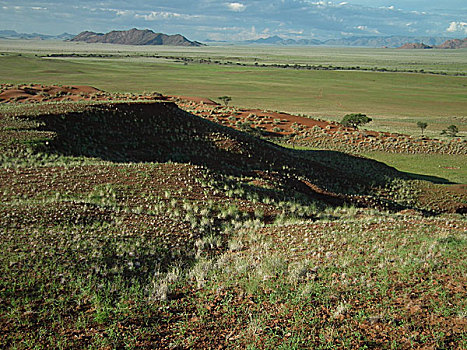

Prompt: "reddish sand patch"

[0,84,169,104]
[0,84,102,103]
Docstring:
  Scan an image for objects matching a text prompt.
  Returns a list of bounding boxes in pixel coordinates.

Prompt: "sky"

[1,0,466,41]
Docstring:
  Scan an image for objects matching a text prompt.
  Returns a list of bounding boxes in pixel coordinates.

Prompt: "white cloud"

[106,8,132,16]
[227,2,246,12]
[312,1,331,8]
[208,25,267,41]
[135,11,200,21]
[115,10,130,16]
[447,21,467,34]
[287,29,304,34]
[31,7,47,11]
[355,25,380,34]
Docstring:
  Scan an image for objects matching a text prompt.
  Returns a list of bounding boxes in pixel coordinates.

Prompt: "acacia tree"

[417,121,428,136]
[218,96,232,106]
[341,113,372,129]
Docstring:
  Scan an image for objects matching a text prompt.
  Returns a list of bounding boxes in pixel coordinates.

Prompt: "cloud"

[227,2,246,12]
[135,11,200,21]
[286,29,304,35]
[447,21,467,34]
[207,25,268,41]
[355,25,380,34]
[107,9,131,16]
[3,5,23,10]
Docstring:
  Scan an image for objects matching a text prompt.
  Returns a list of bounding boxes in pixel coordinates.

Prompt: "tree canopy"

[441,124,459,137]
[417,121,428,135]
[341,113,372,129]
[218,96,232,106]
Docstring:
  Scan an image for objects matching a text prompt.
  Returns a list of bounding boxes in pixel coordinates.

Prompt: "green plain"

[0,41,466,138]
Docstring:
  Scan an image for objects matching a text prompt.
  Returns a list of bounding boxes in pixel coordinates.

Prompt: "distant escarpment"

[70,28,205,46]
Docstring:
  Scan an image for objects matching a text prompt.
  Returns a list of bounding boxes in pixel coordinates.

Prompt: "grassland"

[0,41,466,349]
[2,40,467,73]
[359,151,466,184]
[1,40,466,137]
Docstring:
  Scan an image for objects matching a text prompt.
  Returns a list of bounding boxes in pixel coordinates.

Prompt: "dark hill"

[70,28,204,46]
[397,42,432,49]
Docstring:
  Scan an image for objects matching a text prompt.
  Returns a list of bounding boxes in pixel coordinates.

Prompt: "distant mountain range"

[245,35,322,46]
[0,30,74,40]
[2,29,466,49]
[243,35,467,48]
[397,38,467,49]
[70,28,204,47]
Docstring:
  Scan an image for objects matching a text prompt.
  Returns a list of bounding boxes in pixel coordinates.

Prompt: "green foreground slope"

[0,101,465,349]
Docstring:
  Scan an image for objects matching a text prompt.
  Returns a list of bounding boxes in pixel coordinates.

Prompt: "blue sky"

[1,1,466,40]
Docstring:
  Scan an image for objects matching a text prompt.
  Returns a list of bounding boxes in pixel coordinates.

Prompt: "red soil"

[0,84,102,103]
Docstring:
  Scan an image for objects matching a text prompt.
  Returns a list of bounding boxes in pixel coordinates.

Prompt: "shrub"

[441,125,459,137]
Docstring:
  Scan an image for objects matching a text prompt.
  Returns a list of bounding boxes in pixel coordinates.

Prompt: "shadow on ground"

[29,102,454,210]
